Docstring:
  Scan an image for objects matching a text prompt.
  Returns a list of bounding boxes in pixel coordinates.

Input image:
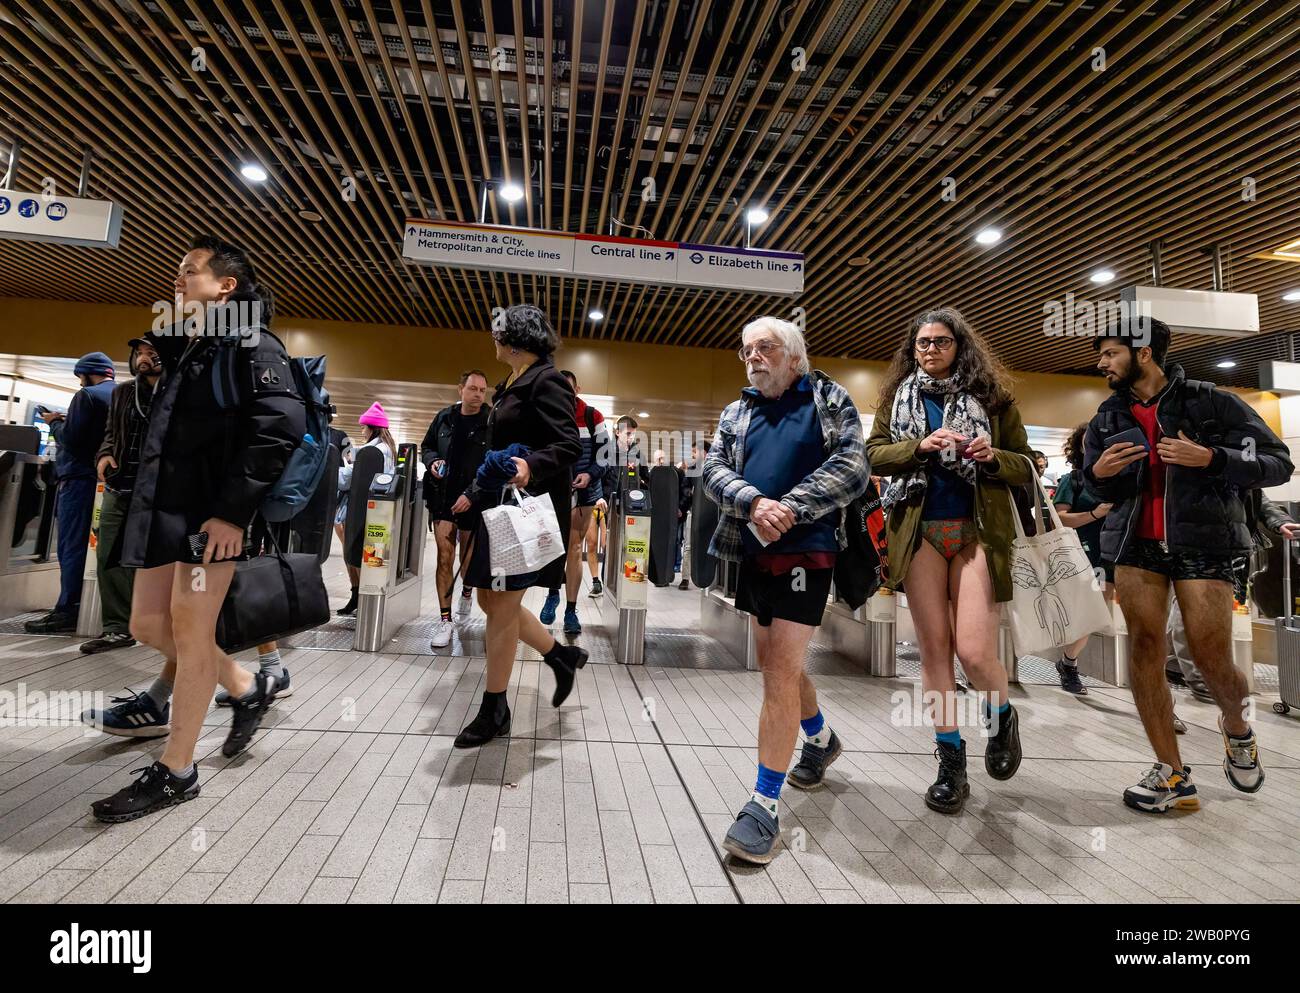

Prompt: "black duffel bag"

[216,547,330,654]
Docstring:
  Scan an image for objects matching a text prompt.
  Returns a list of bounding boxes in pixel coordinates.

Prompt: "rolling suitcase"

[1273,535,1300,716]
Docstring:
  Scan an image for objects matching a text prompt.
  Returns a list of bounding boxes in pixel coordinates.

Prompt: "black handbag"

[216,545,330,654]
[833,478,889,610]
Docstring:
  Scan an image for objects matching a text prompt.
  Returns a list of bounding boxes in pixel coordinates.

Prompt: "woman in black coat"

[92,236,305,825]
[455,304,587,748]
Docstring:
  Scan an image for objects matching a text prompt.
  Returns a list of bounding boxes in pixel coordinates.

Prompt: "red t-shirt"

[1128,399,1166,540]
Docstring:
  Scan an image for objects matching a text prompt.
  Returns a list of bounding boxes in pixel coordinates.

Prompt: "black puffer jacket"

[420,402,491,515]
[121,323,306,568]
[1082,364,1293,561]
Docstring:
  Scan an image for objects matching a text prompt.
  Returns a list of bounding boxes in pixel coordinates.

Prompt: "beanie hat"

[74,351,116,378]
[359,402,389,428]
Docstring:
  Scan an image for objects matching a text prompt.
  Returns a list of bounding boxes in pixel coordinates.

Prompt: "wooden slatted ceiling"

[1,0,1299,391]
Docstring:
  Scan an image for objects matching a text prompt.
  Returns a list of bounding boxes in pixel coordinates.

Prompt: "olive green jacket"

[866,400,1035,602]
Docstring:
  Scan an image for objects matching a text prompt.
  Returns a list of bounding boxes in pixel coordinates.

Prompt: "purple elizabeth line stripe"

[678,241,805,261]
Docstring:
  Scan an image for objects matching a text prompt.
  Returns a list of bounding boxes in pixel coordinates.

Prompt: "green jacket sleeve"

[865,402,928,476]
[982,405,1034,485]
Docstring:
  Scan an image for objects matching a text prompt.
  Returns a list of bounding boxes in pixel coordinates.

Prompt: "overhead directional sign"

[403,218,803,294]
[0,188,123,248]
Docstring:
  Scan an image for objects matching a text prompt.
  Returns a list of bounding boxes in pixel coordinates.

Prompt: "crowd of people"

[21,235,1287,871]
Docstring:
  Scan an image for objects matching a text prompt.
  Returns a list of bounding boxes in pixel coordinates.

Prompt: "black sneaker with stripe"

[91,761,199,823]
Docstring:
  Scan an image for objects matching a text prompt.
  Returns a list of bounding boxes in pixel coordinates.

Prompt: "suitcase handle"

[1285,532,1293,625]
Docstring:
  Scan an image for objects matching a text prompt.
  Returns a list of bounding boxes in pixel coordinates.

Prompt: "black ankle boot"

[926,740,969,814]
[984,703,1022,781]
[542,642,589,707]
[336,587,359,616]
[454,693,511,749]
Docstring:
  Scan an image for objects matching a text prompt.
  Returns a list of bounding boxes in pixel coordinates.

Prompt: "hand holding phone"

[1095,427,1149,479]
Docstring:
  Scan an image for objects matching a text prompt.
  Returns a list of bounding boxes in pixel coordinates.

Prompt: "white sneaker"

[456,594,473,620]
[430,618,453,649]
[1219,715,1264,793]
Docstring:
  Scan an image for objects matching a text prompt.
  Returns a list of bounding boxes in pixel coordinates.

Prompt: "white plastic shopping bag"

[1005,460,1114,654]
[480,485,565,577]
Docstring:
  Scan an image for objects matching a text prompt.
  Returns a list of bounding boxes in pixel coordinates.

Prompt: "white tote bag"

[480,485,565,577]
[1005,461,1114,654]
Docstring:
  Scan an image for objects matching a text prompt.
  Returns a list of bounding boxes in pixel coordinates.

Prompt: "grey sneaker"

[1219,716,1264,793]
[721,800,781,864]
[786,730,843,790]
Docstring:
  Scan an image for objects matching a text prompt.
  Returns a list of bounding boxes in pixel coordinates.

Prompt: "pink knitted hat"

[359,402,389,428]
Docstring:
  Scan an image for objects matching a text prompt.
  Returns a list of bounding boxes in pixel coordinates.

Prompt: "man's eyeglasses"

[739,340,782,362]
[914,336,955,352]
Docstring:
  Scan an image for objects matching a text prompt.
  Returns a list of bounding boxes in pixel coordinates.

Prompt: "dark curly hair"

[876,307,1015,415]
[495,303,559,356]
[1063,423,1088,470]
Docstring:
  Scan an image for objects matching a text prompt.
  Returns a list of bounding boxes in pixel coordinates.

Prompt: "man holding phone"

[1083,317,1291,814]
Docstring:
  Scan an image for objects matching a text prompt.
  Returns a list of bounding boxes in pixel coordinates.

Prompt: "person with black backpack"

[1084,317,1291,813]
[91,236,306,824]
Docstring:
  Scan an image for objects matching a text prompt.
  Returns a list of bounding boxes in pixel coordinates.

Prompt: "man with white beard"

[702,316,869,864]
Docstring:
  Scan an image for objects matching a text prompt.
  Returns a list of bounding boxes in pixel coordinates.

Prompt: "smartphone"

[187,531,209,561]
[1104,427,1150,453]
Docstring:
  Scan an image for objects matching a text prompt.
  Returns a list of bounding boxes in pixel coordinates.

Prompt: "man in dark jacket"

[77,338,163,656]
[420,369,490,647]
[92,235,305,824]
[1083,318,1292,813]
[25,352,116,634]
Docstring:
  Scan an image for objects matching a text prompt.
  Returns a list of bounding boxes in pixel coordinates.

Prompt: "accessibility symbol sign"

[0,196,9,215]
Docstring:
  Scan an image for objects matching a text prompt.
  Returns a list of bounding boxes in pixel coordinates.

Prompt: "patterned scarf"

[882,369,992,509]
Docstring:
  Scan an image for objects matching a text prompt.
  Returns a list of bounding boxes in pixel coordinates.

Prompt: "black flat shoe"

[336,588,359,616]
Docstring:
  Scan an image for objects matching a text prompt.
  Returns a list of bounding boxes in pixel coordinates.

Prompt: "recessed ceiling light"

[298,209,323,222]
[638,411,650,418]
[974,227,1002,246]
[745,206,770,225]
[1216,360,1237,369]
[1284,290,1300,302]
[588,309,604,321]
[1090,269,1116,284]
[498,183,524,202]
[240,163,268,183]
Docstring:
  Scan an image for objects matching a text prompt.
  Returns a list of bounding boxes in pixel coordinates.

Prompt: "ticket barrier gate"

[0,436,62,614]
[603,464,652,665]
[354,443,425,652]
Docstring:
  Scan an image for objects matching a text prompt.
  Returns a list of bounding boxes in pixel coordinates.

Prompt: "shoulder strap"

[584,404,596,435]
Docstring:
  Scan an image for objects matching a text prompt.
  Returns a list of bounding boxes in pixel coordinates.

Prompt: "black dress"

[463,356,581,590]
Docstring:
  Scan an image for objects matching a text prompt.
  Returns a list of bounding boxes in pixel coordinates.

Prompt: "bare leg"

[1174,579,1250,735]
[753,618,816,772]
[433,520,456,610]
[905,541,959,731]
[566,506,594,601]
[477,587,527,693]
[949,542,1008,709]
[159,561,249,771]
[1115,565,1182,770]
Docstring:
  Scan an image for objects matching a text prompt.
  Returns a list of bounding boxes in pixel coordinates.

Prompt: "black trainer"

[454,701,512,749]
[544,643,588,707]
[24,610,77,634]
[1056,659,1087,695]
[222,670,278,758]
[80,632,137,655]
[91,761,200,823]
[925,740,969,814]
[786,730,843,790]
[983,703,1022,781]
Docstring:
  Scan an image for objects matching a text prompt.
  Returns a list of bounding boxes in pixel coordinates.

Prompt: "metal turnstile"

[354,443,424,651]
[0,447,62,614]
[604,465,651,665]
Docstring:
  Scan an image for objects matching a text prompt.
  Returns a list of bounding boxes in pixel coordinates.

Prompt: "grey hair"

[741,316,810,375]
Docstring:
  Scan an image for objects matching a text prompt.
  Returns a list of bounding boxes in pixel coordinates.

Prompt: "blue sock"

[984,699,1011,721]
[936,728,962,748]
[750,763,784,817]
[800,711,824,737]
